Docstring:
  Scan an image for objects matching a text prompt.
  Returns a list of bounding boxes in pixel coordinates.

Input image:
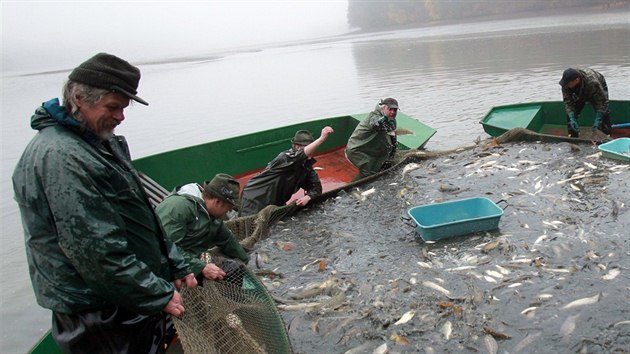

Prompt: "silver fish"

[483,334,498,354]
[422,281,451,296]
[561,292,602,310]
[441,320,452,340]
[559,314,580,339]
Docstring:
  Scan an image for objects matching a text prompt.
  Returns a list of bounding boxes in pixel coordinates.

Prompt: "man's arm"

[304,126,334,157]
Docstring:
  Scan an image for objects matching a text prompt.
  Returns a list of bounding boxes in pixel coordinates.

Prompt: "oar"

[612,123,630,129]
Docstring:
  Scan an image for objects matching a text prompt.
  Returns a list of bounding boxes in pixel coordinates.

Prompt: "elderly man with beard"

[12,53,196,354]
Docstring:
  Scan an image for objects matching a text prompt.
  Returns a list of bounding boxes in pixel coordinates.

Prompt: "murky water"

[1,8,629,353]
[255,141,630,353]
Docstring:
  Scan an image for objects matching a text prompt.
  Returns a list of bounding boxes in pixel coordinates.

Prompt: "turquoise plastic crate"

[407,197,506,241]
[598,138,630,162]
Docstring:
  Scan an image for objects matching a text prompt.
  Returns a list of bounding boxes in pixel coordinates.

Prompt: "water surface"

[1,9,628,353]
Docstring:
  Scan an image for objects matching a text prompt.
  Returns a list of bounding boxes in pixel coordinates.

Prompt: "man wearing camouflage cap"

[156,173,249,283]
[239,126,334,216]
[559,67,611,138]
[12,53,196,353]
[346,98,400,179]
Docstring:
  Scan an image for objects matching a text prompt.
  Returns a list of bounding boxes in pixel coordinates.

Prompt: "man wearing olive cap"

[156,174,249,283]
[346,98,400,179]
[559,67,611,137]
[239,126,334,216]
[12,53,196,353]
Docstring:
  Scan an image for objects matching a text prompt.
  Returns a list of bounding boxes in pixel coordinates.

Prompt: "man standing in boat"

[239,126,334,217]
[12,53,197,353]
[346,98,399,179]
[156,173,249,283]
[559,67,611,138]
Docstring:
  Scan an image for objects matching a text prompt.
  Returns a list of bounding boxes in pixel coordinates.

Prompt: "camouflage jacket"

[562,68,609,114]
[345,104,397,176]
[156,183,249,275]
[12,98,191,315]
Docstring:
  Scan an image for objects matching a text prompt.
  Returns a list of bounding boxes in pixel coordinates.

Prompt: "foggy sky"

[2,0,350,74]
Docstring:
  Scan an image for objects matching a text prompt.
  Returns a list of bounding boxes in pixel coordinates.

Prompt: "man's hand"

[164,291,185,317]
[320,126,334,139]
[202,263,226,280]
[295,194,312,207]
[174,273,197,290]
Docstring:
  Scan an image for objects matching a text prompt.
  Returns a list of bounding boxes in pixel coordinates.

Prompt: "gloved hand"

[592,111,603,131]
[568,112,579,137]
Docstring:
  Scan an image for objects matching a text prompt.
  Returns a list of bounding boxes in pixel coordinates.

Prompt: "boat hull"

[133,112,436,192]
[479,100,630,141]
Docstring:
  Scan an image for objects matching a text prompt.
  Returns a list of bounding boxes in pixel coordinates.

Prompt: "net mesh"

[173,256,292,354]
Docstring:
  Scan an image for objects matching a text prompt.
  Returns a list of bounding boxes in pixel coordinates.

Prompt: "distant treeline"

[347,0,628,29]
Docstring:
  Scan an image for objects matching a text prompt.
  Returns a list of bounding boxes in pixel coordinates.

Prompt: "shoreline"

[345,2,630,35]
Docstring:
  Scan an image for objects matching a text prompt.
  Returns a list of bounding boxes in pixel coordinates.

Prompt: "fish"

[302,259,321,271]
[417,261,433,269]
[561,293,602,310]
[343,342,373,354]
[513,332,541,353]
[361,187,376,197]
[390,333,410,346]
[559,314,580,339]
[395,127,414,135]
[483,275,498,283]
[422,281,451,296]
[402,163,422,179]
[394,310,415,325]
[485,270,504,279]
[483,326,511,340]
[373,343,388,354]
[602,268,620,280]
[483,334,498,354]
[613,320,630,327]
[277,302,322,311]
[441,321,452,340]
[520,307,537,315]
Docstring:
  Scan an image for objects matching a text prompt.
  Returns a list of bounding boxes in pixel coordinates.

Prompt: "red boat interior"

[235,146,359,203]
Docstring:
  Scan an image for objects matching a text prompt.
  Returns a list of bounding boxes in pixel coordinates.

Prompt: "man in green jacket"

[12,53,196,354]
[156,174,249,283]
[346,98,399,179]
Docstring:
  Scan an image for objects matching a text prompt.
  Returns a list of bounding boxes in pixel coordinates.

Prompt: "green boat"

[479,100,630,142]
[28,111,436,354]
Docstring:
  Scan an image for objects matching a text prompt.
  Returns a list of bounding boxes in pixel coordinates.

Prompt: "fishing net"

[172,255,293,354]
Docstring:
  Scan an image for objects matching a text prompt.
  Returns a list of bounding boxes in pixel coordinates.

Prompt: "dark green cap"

[291,130,315,146]
[69,53,148,105]
[203,174,240,210]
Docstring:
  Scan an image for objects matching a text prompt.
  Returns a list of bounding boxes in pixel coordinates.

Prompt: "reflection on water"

[1,10,629,352]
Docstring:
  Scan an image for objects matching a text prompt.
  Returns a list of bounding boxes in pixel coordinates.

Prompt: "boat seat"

[138,171,169,208]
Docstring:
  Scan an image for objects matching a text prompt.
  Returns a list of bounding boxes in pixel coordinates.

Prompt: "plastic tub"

[407,197,507,241]
[598,138,630,162]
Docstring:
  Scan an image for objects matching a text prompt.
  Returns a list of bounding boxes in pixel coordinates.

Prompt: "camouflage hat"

[559,68,579,87]
[381,98,399,109]
[69,53,148,105]
[291,130,315,146]
[203,174,240,210]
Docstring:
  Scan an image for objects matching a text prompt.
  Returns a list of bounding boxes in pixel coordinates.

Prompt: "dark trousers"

[52,307,170,354]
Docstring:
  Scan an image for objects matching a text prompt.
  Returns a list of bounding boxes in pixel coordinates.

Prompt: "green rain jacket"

[156,183,249,275]
[12,98,191,315]
[345,104,397,177]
